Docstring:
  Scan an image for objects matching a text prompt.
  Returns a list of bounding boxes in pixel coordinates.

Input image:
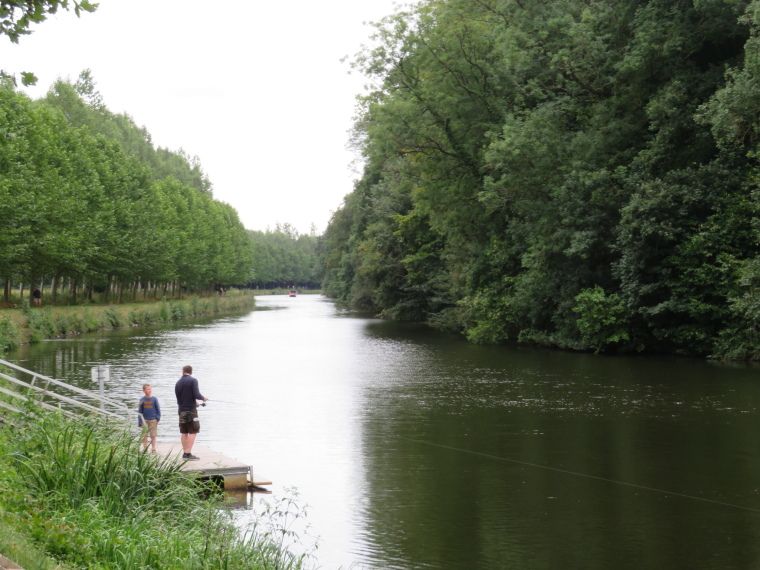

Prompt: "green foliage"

[0,72,255,303]
[320,0,760,359]
[0,316,20,353]
[23,308,57,342]
[127,307,150,326]
[248,223,320,288]
[0,517,70,570]
[460,286,514,345]
[0,1,97,44]
[104,306,125,328]
[169,301,186,321]
[572,286,631,352]
[158,301,171,322]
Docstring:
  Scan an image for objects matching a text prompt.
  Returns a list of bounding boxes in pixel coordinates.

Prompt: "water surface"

[8,295,760,569]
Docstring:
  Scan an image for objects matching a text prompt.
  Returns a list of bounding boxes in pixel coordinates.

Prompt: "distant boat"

[289,289,297,297]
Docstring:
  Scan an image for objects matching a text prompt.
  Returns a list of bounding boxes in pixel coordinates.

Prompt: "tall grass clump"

[128,307,151,325]
[189,295,203,315]
[23,308,58,343]
[0,316,20,353]
[0,404,316,569]
[158,301,171,322]
[104,306,126,328]
[82,308,106,332]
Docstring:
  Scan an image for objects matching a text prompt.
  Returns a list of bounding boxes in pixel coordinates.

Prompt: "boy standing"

[138,383,161,453]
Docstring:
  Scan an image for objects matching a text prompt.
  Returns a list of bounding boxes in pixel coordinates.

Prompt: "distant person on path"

[175,365,207,460]
[138,383,161,453]
[32,288,41,307]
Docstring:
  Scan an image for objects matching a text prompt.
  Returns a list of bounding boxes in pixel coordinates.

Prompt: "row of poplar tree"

[0,72,254,301]
[248,224,322,289]
[321,0,760,359]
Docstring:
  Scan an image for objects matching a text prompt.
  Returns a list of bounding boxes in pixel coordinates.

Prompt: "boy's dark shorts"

[178,409,200,434]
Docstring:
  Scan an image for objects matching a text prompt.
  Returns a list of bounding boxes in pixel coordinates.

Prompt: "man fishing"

[174,365,208,460]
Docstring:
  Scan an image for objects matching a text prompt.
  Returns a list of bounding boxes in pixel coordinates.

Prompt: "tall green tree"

[323,0,760,358]
[0,75,254,301]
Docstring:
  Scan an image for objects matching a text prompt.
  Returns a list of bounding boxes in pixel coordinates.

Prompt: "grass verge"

[0,290,256,349]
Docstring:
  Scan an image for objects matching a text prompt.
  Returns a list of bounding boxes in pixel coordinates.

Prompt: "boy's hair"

[183,365,192,374]
[142,383,151,390]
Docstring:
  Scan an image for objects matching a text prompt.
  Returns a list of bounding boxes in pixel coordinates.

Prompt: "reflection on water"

[8,296,760,569]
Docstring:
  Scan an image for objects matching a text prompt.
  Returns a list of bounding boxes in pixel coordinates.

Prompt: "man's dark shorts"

[178,408,200,434]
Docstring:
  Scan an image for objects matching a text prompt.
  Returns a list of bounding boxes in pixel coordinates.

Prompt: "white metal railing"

[0,358,134,423]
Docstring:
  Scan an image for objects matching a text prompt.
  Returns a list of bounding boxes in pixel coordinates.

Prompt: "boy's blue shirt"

[138,395,161,425]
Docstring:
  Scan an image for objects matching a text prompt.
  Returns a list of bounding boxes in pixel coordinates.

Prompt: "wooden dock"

[154,442,271,490]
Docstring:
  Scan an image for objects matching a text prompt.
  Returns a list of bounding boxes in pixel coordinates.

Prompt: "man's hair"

[183,365,192,374]
[142,383,151,390]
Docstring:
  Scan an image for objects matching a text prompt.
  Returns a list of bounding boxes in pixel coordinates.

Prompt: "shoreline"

[0,291,256,349]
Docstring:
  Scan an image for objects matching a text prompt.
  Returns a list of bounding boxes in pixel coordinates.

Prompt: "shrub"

[0,317,20,353]
[572,286,631,353]
[24,310,57,343]
[53,313,69,336]
[170,302,185,321]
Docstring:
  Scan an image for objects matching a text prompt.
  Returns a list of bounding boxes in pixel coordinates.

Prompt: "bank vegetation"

[0,290,255,353]
[0,400,315,569]
[321,0,760,360]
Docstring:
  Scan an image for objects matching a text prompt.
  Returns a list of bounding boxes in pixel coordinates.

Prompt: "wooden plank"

[153,442,272,488]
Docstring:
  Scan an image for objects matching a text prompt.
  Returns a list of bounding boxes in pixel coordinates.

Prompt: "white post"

[92,365,110,410]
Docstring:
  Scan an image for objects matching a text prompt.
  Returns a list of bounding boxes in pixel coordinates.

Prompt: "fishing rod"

[201,399,252,407]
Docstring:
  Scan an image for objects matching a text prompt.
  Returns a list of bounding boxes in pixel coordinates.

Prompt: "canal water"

[7,295,760,569]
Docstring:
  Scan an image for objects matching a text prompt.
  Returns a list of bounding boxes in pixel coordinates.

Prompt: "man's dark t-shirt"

[175,374,205,411]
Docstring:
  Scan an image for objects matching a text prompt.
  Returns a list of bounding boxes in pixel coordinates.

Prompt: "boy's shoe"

[182,453,199,461]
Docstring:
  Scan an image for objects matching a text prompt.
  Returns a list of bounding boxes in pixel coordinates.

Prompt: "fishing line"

[397,436,760,514]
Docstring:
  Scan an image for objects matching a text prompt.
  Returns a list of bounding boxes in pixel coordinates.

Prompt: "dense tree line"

[248,224,321,288]
[0,73,253,302]
[321,0,760,359]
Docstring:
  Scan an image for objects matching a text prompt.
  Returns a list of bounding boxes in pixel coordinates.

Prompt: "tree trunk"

[51,274,58,303]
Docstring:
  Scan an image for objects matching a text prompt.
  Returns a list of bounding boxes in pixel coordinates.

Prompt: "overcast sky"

[2,0,403,234]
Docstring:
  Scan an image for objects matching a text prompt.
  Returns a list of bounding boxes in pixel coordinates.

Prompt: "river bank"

[0,290,256,352]
[252,288,322,296]
[0,405,310,570]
